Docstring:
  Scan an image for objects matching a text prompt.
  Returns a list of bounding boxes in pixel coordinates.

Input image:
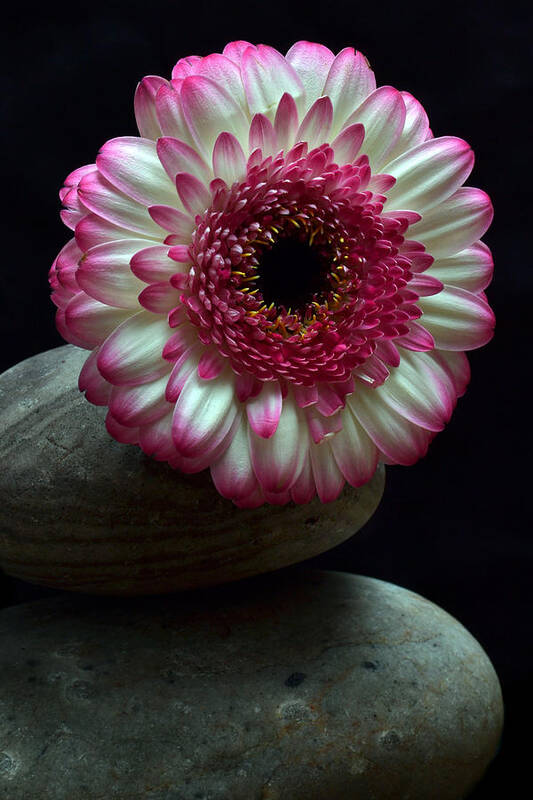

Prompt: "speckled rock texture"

[0,570,502,800]
[0,346,384,595]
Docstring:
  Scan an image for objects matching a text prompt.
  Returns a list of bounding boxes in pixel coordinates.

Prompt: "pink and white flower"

[50,41,494,507]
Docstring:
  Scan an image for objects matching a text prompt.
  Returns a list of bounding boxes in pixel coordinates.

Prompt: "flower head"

[50,41,494,507]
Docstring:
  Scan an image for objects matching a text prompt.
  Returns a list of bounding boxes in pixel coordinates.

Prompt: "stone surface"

[0,569,502,800]
[0,346,384,595]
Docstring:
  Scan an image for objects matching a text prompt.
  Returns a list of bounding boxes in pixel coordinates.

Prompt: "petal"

[273,93,299,152]
[139,412,178,462]
[315,382,347,416]
[171,55,202,80]
[249,397,307,493]
[222,40,255,64]
[233,485,266,509]
[353,354,390,387]
[148,205,195,239]
[385,91,431,162]
[427,241,494,292]
[432,350,471,397]
[172,368,238,458]
[97,310,172,386]
[407,274,444,297]
[105,411,140,445]
[60,208,84,230]
[377,348,455,431]
[345,87,406,171]
[75,213,156,251]
[134,75,169,139]
[194,53,247,111]
[293,383,319,408]
[309,441,345,503]
[418,285,495,350]
[165,342,203,400]
[76,239,148,308]
[289,455,316,504]
[248,114,277,157]
[54,238,83,292]
[96,137,178,207]
[296,96,333,149]
[154,84,194,144]
[330,407,379,487]
[156,137,211,184]
[212,132,247,185]
[109,373,172,427]
[375,339,401,368]
[78,348,111,406]
[180,75,250,160]
[349,383,433,466]
[394,320,435,351]
[64,294,131,349]
[409,187,493,258]
[138,282,180,313]
[197,348,225,380]
[241,44,305,118]
[246,380,283,438]
[64,163,97,188]
[305,405,343,444]
[170,408,241,474]
[130,245,183,283]
[235,371,263,402]
[210,412,259,502]
[367,173,396,194]
[331,123,365,165]
[384,137,474,214]
[175,172,211,215]
[323,48,376,134]
[78,172,163,237]
[285,41,335,109]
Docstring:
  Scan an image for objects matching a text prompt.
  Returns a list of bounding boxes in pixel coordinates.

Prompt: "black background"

[1,0,531,796]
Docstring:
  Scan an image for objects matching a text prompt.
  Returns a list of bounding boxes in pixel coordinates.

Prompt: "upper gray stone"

[0,346,384,595]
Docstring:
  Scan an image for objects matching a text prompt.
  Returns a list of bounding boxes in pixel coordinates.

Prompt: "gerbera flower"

[49,41,494,508]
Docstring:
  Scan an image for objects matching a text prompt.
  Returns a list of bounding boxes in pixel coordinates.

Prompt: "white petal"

[180,75,250,160]
[323,48,376,135]
[385,91,431,162]
[172,368,238,458]
[249,397,307,493]
[97,310,171,386]
[384,137,474,215]
[309,441,345,503]
[418,285,495,350]
[427,242,493,292]
[330,407,378,486]
[77,239,148,308]
[345,87,406,171]
[96,137,178,207]
[210,412,258,501]
[410,187,493,258]
[241,45,305,119]
[285,41,335,109]
[349,383,432,466]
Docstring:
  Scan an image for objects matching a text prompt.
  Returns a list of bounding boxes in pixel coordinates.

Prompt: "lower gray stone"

[0,570,502,799]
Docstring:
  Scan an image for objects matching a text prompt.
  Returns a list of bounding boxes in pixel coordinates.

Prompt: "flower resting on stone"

[50,41,495,507]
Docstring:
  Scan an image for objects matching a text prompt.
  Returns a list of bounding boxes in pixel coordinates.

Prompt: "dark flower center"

[258,236,328,312]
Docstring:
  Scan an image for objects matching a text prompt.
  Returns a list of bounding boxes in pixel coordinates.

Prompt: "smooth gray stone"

[0,570,503,799]
[0,346,384,595]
